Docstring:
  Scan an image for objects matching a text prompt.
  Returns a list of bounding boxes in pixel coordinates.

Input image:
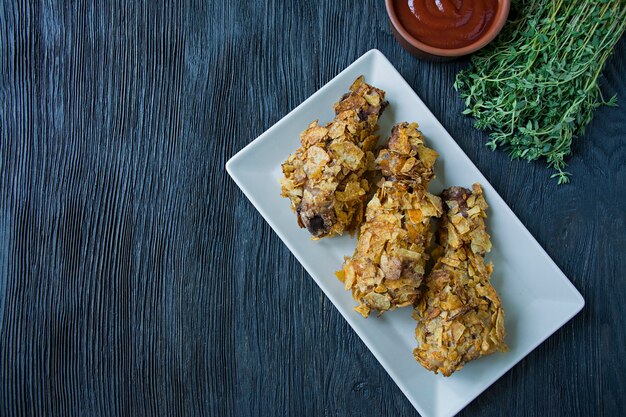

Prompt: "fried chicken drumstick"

[280,76,387,238]
[337,122,442,317]
[413,184,506,376]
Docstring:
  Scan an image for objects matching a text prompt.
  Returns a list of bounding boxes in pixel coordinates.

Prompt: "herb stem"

[454,0,626,183]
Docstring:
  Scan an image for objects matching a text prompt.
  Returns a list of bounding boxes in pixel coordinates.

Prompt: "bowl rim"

[385,0,511,57]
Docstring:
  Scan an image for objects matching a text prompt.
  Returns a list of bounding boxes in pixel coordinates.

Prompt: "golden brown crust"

[376,123,438,185]
[337,122,442,317]
[413,184,506,376]
[280,76,387,238]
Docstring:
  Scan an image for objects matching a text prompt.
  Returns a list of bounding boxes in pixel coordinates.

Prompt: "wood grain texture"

[1,1,625,416]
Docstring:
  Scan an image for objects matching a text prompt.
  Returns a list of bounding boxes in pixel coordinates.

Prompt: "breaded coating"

[413,184,506,376]
[337,123,442,317]
[280,76,387,238]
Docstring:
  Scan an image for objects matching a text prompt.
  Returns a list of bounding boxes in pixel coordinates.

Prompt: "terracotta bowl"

[385,0,511,61]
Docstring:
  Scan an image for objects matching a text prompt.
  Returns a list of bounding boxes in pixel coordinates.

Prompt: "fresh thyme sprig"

[454,0,626,183]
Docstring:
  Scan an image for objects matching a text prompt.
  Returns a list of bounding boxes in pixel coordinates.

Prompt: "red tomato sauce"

[394,0,499,49]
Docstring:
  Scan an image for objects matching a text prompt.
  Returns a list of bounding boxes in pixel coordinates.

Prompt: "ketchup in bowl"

[394,0,499,49]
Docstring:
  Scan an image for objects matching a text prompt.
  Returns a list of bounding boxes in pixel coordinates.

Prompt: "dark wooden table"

[1,1,625,416]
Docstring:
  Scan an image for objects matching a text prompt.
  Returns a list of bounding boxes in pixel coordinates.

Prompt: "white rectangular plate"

[226,49,584,417]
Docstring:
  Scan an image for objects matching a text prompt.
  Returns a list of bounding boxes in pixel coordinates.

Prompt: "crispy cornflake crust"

[280,76,387,238]
[337,123,442,317]
[413,184,506,376]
